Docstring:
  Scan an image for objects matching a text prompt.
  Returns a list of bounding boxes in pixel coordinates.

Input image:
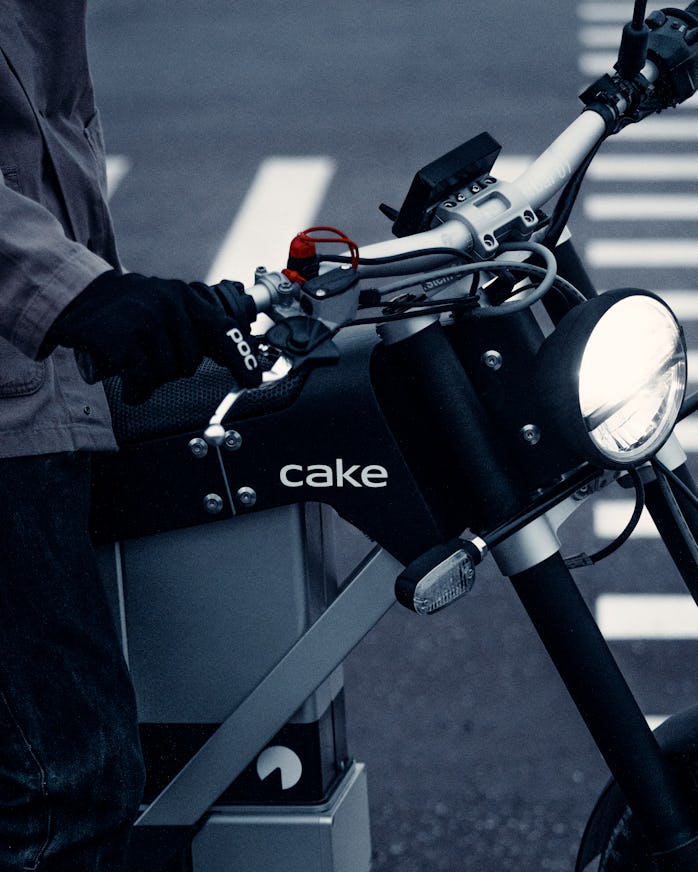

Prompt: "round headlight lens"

[578,295,686,464]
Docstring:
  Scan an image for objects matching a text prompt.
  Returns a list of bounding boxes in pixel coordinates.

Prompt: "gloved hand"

[43,270,261,404]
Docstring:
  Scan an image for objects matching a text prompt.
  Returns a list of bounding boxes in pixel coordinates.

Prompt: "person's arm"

[0,174,261,405]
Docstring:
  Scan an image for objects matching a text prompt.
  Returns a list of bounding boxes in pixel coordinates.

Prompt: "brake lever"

[203,354,292,446]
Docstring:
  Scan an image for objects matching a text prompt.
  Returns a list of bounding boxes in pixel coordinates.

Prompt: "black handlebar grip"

[210,279,258,333]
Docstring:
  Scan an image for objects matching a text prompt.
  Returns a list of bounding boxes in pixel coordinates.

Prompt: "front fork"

[376,239,698,864]
[497,440,698,869]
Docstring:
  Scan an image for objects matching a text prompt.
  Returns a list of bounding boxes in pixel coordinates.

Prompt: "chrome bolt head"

[188,437,209,458]
[521,424,541,446]
[223,430,242,451]
[203,493,224,514]
[237,486,257,508]
[482,350,503,371]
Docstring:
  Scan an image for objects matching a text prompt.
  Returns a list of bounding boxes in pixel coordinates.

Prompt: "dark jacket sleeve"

[0,173,112,359]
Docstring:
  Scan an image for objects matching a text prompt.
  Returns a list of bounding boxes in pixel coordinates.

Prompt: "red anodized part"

[282,225,360,285]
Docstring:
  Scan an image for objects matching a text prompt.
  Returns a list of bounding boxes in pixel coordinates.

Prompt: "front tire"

[577,706,698,872]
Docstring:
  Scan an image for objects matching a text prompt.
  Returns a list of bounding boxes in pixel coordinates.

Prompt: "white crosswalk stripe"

[596,594,698,639]
[205,156,336,286]
[105,155,130,200]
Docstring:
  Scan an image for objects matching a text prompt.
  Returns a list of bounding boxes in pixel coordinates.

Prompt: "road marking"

[578,52,617,77]
[587,154,698,180]
[596,594,698,639]
[577,3,634,23]
[106,155,130,200]
[584,194,698,221]
[579,25,628,48]
[586,239,698,268]
[661,292,698,321]
[593,501,658,538]
[614,117,698,141]
[205,156,336,285]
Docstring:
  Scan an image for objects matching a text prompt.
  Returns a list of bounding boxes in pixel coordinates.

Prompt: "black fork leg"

[508,551,698,868]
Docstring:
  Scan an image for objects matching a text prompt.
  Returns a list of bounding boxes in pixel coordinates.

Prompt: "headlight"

[535,289,686,468]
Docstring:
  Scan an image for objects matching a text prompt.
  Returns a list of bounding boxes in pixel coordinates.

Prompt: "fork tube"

[508,551,698,859]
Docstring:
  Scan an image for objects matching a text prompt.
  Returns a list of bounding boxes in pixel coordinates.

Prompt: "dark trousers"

[0,452,145,871]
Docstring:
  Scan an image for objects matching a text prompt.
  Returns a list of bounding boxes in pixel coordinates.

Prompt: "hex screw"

[237,486,257,508]
[223,430,242,451]
[203,493,224,514]
[483,234,496,249]
[188,437,209,458]
[482,350,503,371]
[521,424,541,446]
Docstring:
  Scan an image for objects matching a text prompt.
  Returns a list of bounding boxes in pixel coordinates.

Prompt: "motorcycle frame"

[92,275,698,869]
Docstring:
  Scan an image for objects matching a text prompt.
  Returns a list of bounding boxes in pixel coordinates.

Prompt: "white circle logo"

[256,745,303,790]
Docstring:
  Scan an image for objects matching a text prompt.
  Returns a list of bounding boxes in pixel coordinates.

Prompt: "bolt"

[521,424,541,446]
[223,430,242,451]
[523,210,536,224]
[483,234,496,249]
[482,350,503,371]
[254,265,267,280]
[189,437,209,458]
[444,201,456,208]
[470,183,481,193]
[237,486,257,508]
[456,193,466,202]
[315,288,327,298]
[203,493,224,514]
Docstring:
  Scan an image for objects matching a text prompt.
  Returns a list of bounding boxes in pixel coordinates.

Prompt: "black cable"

[321,246,478,268]
[564,467,645,568]
[543,138,607,250]
[654,460,698,514]
[346,296,480,326]
[651,459,698,566]
[632,0,647,29]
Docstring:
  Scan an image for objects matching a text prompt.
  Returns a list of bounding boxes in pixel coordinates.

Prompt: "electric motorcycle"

[89,1,698,868]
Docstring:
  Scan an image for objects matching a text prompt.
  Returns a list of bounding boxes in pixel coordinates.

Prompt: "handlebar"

[241,3,698,316]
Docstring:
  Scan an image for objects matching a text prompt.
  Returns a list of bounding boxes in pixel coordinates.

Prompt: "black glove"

[43,270,261,404]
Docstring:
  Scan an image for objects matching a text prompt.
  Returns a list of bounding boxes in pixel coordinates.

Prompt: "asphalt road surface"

[86,1,698,869]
